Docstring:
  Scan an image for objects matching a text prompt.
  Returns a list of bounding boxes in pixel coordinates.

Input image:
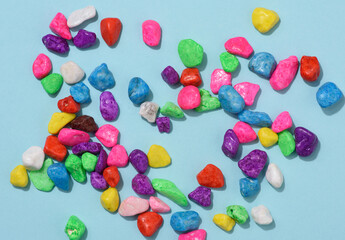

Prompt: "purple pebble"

[100,91,119,121]
[294,127,318,157]
[132,174,155,195]
[156,117,171,133]
[238,149,267,178]
[95,149,108,173]
[42,34,69,54]
[222,129,239,159]
[90,172,108,190]
[129,149,148,174]
[72,142,103,155]
[188,186,212,207]
[161,66,179,85]
[73,29,97,49]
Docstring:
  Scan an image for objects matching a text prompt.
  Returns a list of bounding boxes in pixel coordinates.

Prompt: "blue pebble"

[70,82,91,103]
[238,110,272,127]
[88,63,115,91]
[128,77,150,105]
[316,82,343,108]
[170,211,201,232]
[218,85,245,114]
[47,163,70,191]
[239,177,260,198]
[248,52,277,79]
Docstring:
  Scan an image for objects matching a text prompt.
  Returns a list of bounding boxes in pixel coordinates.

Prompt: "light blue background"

[1,0,344,239]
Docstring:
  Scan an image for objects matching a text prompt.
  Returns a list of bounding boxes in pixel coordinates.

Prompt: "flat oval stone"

[88,63,115,91]
[300,56,320,82]
[316,82,343,108]
[147,144,171,168]
[139,102,159,123]
[271,111,293,133]
[178,39,203,67]
[178,86,201,110]
[251,205,273,225]
[65,154,86,183]
[58,96,80,113]
[103,166,120,187]
[239,177,260,198]
[149,196,170,213]
[72,142,102,155]
[238,149,267,178]
[60,61,85,84]
[222,129,239,159]
[128,77,150,105]
[248,52,276,79]
[161,66,179,85]
[213,214,235,231]
[180,68,202,87]
[210,69,231,94]
[118,196,150,216]
[252,7,280,33]
[100,18,122,46]
[100,187,119,212]
[226,205,249,224]
[49,12,71,39]
[294,127,318,157]
[129,149,148,174]
[91,171,108,190]
[42,34,70,54]
[95,124,119,148]
[142,20,161,46]
[238,110,272,127]
[67,6,96,28]
[197,164,224,188]
[73,29,97,49]
[70,82,91,104]
[70,115,98,132]
[137,212,163,237]
[95,149,108,174]
[156,117,171,133]
[278,130,296,157]
[179,229,207,240]
[107,144,128,167]
[220,52,239,72]
[58,128,90,146]
[270,56,299,91]
[218,85,245,114]
[194,89,221,112]
[170,211,201,232]
[132,174,155,195]
[47,163,70,191]
[266,163,283,188]
[152,178,188,207]
[41,73,63,95]
[233,121,257,143]
[224,37,253,58]
[32,53,52,79]
[234,82,260,106]
[161,101,185,119]
[100,91,119,121]
[29,159,55,191]
[258,127,278,147]
[188,186,211,207]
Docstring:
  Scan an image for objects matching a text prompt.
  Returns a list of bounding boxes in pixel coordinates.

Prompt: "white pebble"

[265,163,284,188]
[22,146,44,170]
[67,6,96,28]
[139,102,159,123]
[60,61,85,84]
[251,205,273,225]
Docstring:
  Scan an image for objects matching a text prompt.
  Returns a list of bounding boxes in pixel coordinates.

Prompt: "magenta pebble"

[42,34,69,54]
[238,149,267,178]
[161,66,180,85]
[132,174,155,195]
[72,142,103,155]
[156,117,171,133]
[73,29,97,49]
[90,171,108,189]
[95,149,108,174]
[100,91,119,121]
[188,186,212,207]
[129,149,148,174]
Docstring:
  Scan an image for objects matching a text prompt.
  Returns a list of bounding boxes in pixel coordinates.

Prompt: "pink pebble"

[177,86,201,110]
[107,144,128,167]
[49,12,72,40]
[233,121,257,143]
[234,82,260,106]
[271,111,293,133]
[95,124,119,148]
[179,229,207,240]
[142,20,161,47]
[118,196,150,217]
[210,69,232,94]
[224,37,253,58]
[32,54,52,79]
[57,128,90,146]
[270,56,299,91]
[149,196,170,213]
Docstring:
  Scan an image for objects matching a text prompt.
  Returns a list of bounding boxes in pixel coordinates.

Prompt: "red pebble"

[180,68,202,87]
[103,166,120,187]
[58,96,80,113]
[43,135,67,162]
[300,56,320,82]
[100,18,122,46]
[196,164,224,188]
[137,212,163,237]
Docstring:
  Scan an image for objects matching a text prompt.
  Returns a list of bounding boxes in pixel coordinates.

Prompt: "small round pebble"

[81,152,98,172]
[100,91,119,121]
[58,96,81,113]
[238,149,267,178]
[170,211,201,232]
[234,82,260,106]
[73,29,97,49]
[91,171,108,190]
[107,144,128,167]
[210,69,231,94]
[139,102,159,123]
[270,56,299,91]
[32,53,52,79]
[47,162,70,191]
[220,52,239,72]
[251,205,273,225]
[103,166,120,187]
[226,205,248,224]
[177,86,201,110]
[60,61,84,84]
[142,20,161,46]
[132,173,155,195]
[149,196,170,213]
[95,124,119,148]
[188,186,212,207]
[42,34,70,54]
[44,135,67,162]
[278,130,296,157]
[22,146,45,171]
[70,82,91,104]
[156,117,171,133]
[178,39,204,67]
[258,127,278,147]
[161,66,179,85]
[29,159,55,191]
[300,56,320,82]
[147,144,171,168]
[65,215,86,240]
[88,63,115,91]
[10,165,28,188]
[222,129,240,159]
[213,214,235,231]
[233,121,257,143]
[128,77,150,105]
[248,52,277,79]
[180,68,202,87]
[65,154,86,183]
[118,196,150,216]
[129,149,148,174]
[58,128,90,146]
[41,73,63,95]
[67,5,96,28]
[70,115,98,132]
[239,177,260,198]
[294,126,318,157]
[161,102,185,119]
[48,112,76,135]
[252,7,280,33]
[224,37,253,58]
[271,111,293,133]
[218,85,245,114]
[197,164,224,188]
[100,187,119,212]
[266,163,284,188]
[49,12,72,40]
[316,82,343,108]
[100,18,122,46]
[137,212,163,237]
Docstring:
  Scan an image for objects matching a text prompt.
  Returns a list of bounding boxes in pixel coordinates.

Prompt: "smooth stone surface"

[233,121,257,143]
[152,178,188,207]
[129,149,148,174]
[272,111,293,133]
[234,82,260,106]
[177,86,201,110]
[238,149,267,178]
[147,144,171,168]
[178,39,203,67]
[10,165,29,188]
[142,20,161,46]
[100,187,119,212]
[188,186,212,207]
[210,69,232,94]
[118,196,150,216]
[270,56,299,91]
[316,82,343,108]
[258,127,278,147]
[90,171,108,190]
[65,154,86,183]
[248,52,277,79]
[47,163,69,191]
[60,61,84,84]
[137,212,163,237]
[161,101,185,118]
[72,142,102,155]
[100,18,122,46]
[194,89,221,112]
[58,128,90,146]
[251,205,273,225]
[278,130,296,156]
[139,102,159,123]
[42,34,69,54]
[239,177,260,198]
[222,129,240,159]
[107,144,128,167]
[103,166,120,187]
[64,215,86,240]
[220,52,239,72]
[178,229,207,240]
[213,214,235,231]
[88,63,115,91]
[100,91,119,121]
[67,6,96,28]
[224,37,253,58]
[170,211,201,232]
[252,7,280,33]
[128,77,150,105]
[180,68,202,87]
[218,85,245,113]
[132,173,155,195]
[95,149,108,174]
[300,56,320,82]
[44,135,67,162]
[73,29,97,49]
[22,146,45,171]
[238,110,272,127]
[266,163,284,188]
[161,66,179,85]
[294,127,318,157]
[226,205,249,224]
[70,82,91,104]
[41,73,63,95]
[156,117,171,133]
[32,53,52,79]
[149,196,171,213]
[95,124,119,148]
[197,164,224,188]
[70,115,98,132]
[49,12,71,39]
[48,112,76,135]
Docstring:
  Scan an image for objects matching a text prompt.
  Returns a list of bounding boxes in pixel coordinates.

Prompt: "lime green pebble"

[278,130,296,156]
[226,205,249,224]
[178,39,204,67]
[81,152,98,172]
[41,73,63,94]
[29,158,55,192]
[220,52,239,72]
[195,89,221,112]
[161,101,185,119]
[65,154,86,183]
[152,178,188,207]
[65,215,86,240]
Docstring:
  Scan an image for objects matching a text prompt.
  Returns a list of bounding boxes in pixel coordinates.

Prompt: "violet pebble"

[129,149,148,174]
[72,142,103,155]
[73,29,97,49]
[294,127,318,157]
[95,149,108,174]
[90,171,108,190]
[100,91,119,121]
[238,150,267,178]
[42,34,70,54]
[161,66,180,85]
[156,117,171,133]
[188,186,212,207]
[222,129,240,159]
[132,174,155,195]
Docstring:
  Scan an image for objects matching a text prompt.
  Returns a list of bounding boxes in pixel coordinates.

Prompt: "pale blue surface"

[1,0,345,239]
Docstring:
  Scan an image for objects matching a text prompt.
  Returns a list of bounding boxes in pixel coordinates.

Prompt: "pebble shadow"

[258,219,276,230]
[321,95,344,116]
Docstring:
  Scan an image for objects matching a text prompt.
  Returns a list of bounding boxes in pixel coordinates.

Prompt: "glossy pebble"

[270,56,299,91]
[239,177,260,198]
[178,39,203,67]
[218,85,245,114]
[129,149,148,174]
[95,149,108,174]
[220,52,239,72]
[139,102,159,123]
[252,7,280,33]
[100,91,119,121]
[73,29,97,49]
[49,13,71,39]
[70,115,98,132]
[278,130,296,156]
[161,66,180,85]
[65,154,86,183]
[234,82,260,106]
[142,20,161,46]
[156,117,171,133]
[149,196,170,213]
[271,111,292,133]
[147,144,171,168]
[58,96,80,113]
[266,163,284,188]
[44,135,67,161]
[100,18,122,46]
[88,63,115,91]
[47,163,69,191]
[103,166,120,188]
[95,124,119,148]
[248,52,277,79]
[188,186,211,207]
[222,129,239,159]
[132,174,155,195]
[233,121,257,143]
[22,146,44,171]
[152,178,188,207]
[210,69,231,94]
[194,89,221,112]
[41,73,63,95]
[64,215,86,240]
[42,34,69,54]
[238,149,267,178]
[316,82,343,108]
[70,82,91,104]
[180,68,202,87]
[179,229,207,240]
[161,101,185,119]
[128,77,150,105]
[226,205,248,224]
[81,152,98,172]
[137,212,163,237]
[118,196,150,216]
[29,159,55,191]
[72,142,102,155]
[251,205,273,225]
[238,110,272,127]
[300,56,320,82]
[10,165,28,188]
[178,86,201,110]
[67,6,96,28]
[197,164,224,188]
[32,54,52,79]
[58,128,90,146]
[91,171,108,190]
[170,211,201,232]
[224,37,253,58]
[107,144,128,167]
[60,61,84,84]
[294,127,318,157]
[258,127,278,147]
[48,112,76,135]
[100,187,119,212]
[213,214,235,231]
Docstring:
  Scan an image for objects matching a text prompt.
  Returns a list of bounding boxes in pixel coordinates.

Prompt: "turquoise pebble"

[128,77,150,105]
[238,110,272,127]
[170,211,201,232]
[248,52,277,79]
[316,82,343,108]
[47,163,70,191]
[239,177,260,198]
[218,85,245,114]
[70,82,91,104]
[88,63,115,91]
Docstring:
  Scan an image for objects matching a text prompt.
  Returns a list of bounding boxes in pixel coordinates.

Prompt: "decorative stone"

[44,135,67,161]
[161,101,185,119]
[48,112,76,135]
[42,34,70,54]
[100,91,119,121]
[129,149,148,174]
[178,39,204,67]
[213,214,235,231]
[266,163,283,188]
[64,215,86,240]
[210,69,231,94]
[147,144,171,168]
[170,211,201,232]
[118,196,150,216]
[81,152,98,172]
[218,85,245,114]
[132,174,155,195]
[220,52,239,72]
[70,115,98,132]
[22,146,45,171]
[128,77,150,105]
[103,166,120,187]
[234,82,260,106]
[270,56,299,91]
[29,159,55,191]
[224,37,253,58]
[278,130,296,157]
[70,82,91,104]
[137,212,163,237]
[252,7,280,33]
[271,111,293,133]
[152,178,188,207]
[32,53,52,79]
[41,73,63,95]
[238,149,267,178]
[72,142,102,155]
[258,127,278,147]
[10,165,29,188]
[226,205,248,224]
[233,121,257,143]
[49,12,72,39]
[100,18,122,46]
[300,56,320,82]
[65,154,86,183]
[222,129,239,159]
[142,20,161,46]
[251,205,273,225]
[156,117,171,133]
[178,86,201,110]
[95,124,119,148]
[58,128,90,146]
[100,187,119,212]
[180,68,202,87]
[238,110,272,127]
[60,61,84,84]
[58,96,80,113]
[179,229,207,240]
[239,177,260,198]
[294,127,318,157]
[107,144,128,167]
[197,164,224,188]
[248,52,277,79]
[194,89,221,112]
[139,102,159,123]
[316,82,343,108]
[161,66,179,85]
[188,186,211,207]
[88,63,115,91]
[149,196,170,213]
[73,29,97,49]
[91,171,108,190]
[95,149,108,174]
[67,6,97,28]
[47,163,70,191]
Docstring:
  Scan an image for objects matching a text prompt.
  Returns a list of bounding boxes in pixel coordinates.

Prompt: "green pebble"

[152,178,188,207]
[81,152,98,172]
[41,73,63,94]
[226,205,249,224]
[195,89,221,112]
[65,154,86,183]
[65,215,86,240]
[161,101,185,119]
[29,158,55,192]
[220,52,239,72]
[178,39,204,67]
[278,130,296,156]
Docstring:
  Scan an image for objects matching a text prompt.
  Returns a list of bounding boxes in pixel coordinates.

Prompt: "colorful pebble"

[103,166,120,188]
[233,82,260,106]
[118,196,150,216]
[266,163,284,188]
[251,205,273,225]
[222,129,240,159]
[58,128,90,146]
[180,68,202,87]
[252,7,280,33]
[178,85,202,110]
[128,77,150,105]
[108,144,128,167]
[156,117,171,133]
[170,211,201,232]
[213,214,235,231]
[149,196,171,213]
[161,66,180,85]
[218,85,245,114]
[224,37,253,58]
[139,101,159,123]
[48,112,76,135]
[64,215,86,240]
[239,177,260,198]
[73,29,97,49]
[72,142,102,155]
[100,18,122,46]
[49,12,72,40]
[278,130,296,156]
[152,178,188,207]
[22,146,45,171]
[100,187,119,212]
[42,34,69,54]
[238,110,272,127]
[271,111,293,133]
[226,205,248,224]
[248,52,277,79]
[88,63,115,91]
[147,144,171,168]
[300,56,320,82]
[210,69,232,94]
[91,171,108,190]
[238,149,267,178]
[197,164,224,188]
[41,73,63,95]
[44,135,67,161]
[129,149,148,174]
[70,115,98,132]
[10,165,28,188]
[258,127,278,147]
[95,149,108,174]
[70,82,91,104]
[161,101,185,119]
[294,127,318,157]
[188,186,211,207]
[58,96,81,113]
[233,121,257,143]
[32,53,52,79]
[270,56,299,91]
[60,61,85,84]
[132,173,155,195]
[47,163,70,191]
[194,89,221,112]
[65,154,86,183]
[100,91,119,121]
[179,229,207,240]
[81,152,98,172]
[95,124,119,148]
[137,212,163,237]
[220,52,239,72]
[67,5,96,28]
[316,82,343,108]
[29,159,55,191]
[142,20,161,47]
[178,39,204,67]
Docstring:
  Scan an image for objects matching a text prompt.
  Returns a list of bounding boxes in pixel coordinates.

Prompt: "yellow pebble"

[252,7,279,33]
[100,187,119,212]
[48,112,76,134]
[10,165,29,188]
[258,127,278,147]
[147,144,171,168]
[213,213,236,231]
